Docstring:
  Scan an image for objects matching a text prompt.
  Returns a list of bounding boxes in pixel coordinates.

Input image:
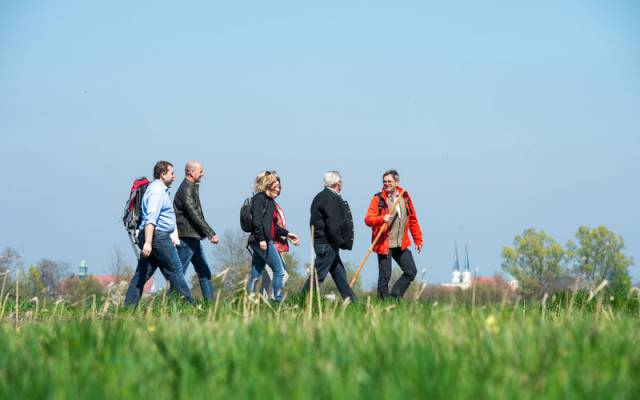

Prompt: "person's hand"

[210,235,220,245]
[383,214,392,223]
[416,244,423,254]
[170,230,180,246]
[288,233,301,246]
[259,241,267,251]
[142,242,152,258]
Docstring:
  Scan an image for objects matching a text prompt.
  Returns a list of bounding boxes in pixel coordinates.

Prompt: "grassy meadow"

[1,286,640,400]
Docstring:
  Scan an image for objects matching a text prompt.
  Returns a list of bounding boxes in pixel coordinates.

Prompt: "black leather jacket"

[174,179,216,239]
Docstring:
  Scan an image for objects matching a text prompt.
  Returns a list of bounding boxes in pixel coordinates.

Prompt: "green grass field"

[1,292,640,399]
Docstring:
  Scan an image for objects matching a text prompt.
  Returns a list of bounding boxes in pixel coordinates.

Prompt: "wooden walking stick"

[308,225,315,320]
[349,190,405,288]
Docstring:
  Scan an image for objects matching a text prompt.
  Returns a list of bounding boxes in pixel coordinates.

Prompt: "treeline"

[501,225,635,296]
[0,247,134,303]
[0,225,635,305]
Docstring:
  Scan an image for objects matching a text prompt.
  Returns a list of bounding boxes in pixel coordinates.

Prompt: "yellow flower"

[484,315,499,333]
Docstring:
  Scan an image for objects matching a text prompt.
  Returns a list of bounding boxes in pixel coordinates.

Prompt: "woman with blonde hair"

[247,171,300,301]
[259,175,300,298]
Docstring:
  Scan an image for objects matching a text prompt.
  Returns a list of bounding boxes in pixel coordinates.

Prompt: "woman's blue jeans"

[247,240,286,301]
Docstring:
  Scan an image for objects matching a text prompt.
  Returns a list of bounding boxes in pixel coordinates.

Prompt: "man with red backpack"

[124,161,195,306]
[364,170,423,300]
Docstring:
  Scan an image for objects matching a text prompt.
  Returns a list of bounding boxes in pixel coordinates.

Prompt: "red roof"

[471,276,505,286]
[92,275,154,293]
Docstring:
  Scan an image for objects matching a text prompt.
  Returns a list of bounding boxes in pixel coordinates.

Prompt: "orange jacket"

[364,187,423,255]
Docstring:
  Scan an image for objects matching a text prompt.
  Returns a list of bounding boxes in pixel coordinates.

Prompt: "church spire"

[454,243,460,272]
[464,244,470,272]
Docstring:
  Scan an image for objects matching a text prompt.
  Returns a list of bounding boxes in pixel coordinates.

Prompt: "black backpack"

[123,177,150,232]
[375,192,387,215]
[239,196,254,233]
[240,193,269,233]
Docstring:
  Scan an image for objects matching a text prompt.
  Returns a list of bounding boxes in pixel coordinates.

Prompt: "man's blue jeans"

[124,230,195,306]
[247,241,286,301]
[177,238,215,301]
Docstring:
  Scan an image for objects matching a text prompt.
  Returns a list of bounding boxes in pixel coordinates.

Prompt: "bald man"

[173,161,220,301]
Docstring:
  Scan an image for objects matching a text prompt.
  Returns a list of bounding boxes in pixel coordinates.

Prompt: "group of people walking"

[124,160,423,306]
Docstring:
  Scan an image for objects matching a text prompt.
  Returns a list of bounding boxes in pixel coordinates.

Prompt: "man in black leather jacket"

[301,170,356,301]
[173,160,219,301]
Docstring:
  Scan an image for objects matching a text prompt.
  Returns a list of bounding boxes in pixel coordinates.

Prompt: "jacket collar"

[380,185,405,200]
[183,178,199,187]
[325,187,342,198]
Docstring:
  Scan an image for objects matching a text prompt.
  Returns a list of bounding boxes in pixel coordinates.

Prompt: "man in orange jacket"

[365,170,423,299]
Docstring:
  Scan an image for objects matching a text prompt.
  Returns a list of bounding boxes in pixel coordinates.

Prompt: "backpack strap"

[375,192,387,215]
[402,191,414,215]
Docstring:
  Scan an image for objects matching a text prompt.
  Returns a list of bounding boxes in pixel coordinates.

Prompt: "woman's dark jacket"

[249,192,289,244]
[310,188,354,250]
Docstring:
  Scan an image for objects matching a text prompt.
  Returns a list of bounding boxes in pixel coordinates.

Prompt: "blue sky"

[1,1,639,287]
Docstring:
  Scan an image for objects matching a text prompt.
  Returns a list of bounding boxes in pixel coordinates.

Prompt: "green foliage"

[501,228,566,296]
[1,300,640,399]
[33,259,70,298]
[567,226,634,291]
[22,265,45,299]
[60,277,106,303]
[109,246,134,281]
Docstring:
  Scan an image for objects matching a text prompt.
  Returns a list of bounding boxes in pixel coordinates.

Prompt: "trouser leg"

[329,252,356,301]
[377,253,393,299]
[154,232,194,304]
[390,248,417,298]
[189,239,214,301]
[301,243,334,294]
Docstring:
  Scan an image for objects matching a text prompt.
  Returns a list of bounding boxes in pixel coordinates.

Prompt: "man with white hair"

[301,170,356,301]
[173,160,220,301]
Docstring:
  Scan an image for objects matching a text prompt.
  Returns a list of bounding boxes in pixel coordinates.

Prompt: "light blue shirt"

[140,179,176,232]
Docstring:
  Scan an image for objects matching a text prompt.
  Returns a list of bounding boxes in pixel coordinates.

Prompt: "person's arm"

[141,224,155,257]
[182,186,216,238]
[140,188,162,257]
[406,194,424,253]
[364,196,386,227]
[323,198,345,247]
[251,194,267,243]
[274,223,289,240]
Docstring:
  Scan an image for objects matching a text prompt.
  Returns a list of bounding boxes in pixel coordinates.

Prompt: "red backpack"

[122,177,150,232]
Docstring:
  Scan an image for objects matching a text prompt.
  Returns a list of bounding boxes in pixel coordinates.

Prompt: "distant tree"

[60,276,105,303]
[109,246,134,280]
[211,229,252,296]
[567,226,634,291]
[34,259,70,298]
[0,247,21,290]
[22,265,45,299]
[501,229,567,296]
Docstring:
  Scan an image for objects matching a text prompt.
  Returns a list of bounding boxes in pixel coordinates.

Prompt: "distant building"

[92,274,155,293]
[76,259,155,293]
[439,245,518,291]
[78,259,88,278]
[441,244,472,290]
